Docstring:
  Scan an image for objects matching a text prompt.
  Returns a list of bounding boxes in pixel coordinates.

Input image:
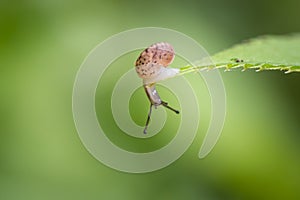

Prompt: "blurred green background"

[1,0,300,199]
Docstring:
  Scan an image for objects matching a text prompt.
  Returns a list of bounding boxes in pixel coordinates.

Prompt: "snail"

[135,42,180,134]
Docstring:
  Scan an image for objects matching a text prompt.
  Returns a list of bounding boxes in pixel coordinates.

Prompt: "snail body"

[144,83,162,106]
[135,42,180,134]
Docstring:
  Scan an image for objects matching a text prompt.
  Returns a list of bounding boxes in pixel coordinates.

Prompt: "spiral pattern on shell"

[135,42,175,79]
[73,28,226,173]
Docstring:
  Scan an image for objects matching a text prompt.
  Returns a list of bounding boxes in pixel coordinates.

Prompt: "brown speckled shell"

[135,42,175,79]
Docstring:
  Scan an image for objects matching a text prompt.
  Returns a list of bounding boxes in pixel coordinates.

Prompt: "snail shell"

[135,42,175,79]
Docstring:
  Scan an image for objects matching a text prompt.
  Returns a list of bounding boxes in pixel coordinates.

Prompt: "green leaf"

[212,34,300,73]
[180,34,300,74]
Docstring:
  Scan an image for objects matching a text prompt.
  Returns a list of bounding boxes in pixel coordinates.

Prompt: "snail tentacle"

[143,104,153,134]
